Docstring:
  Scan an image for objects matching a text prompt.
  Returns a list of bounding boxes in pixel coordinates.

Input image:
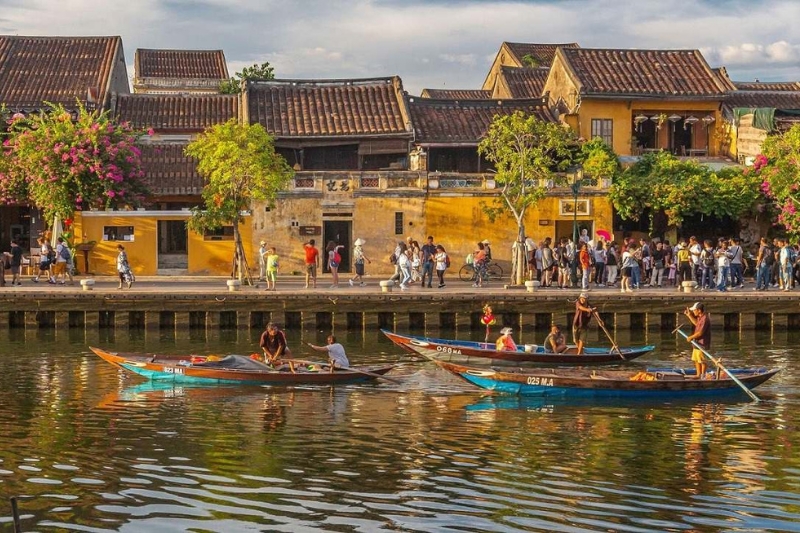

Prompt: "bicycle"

[459,261,503,282]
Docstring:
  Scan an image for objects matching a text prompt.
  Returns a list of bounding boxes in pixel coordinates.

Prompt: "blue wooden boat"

[383,330,654,364]
[430,359,780,398]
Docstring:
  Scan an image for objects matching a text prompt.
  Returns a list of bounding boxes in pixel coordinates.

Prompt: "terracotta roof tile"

[711,67,737,91]
[421,89,490,99]
[135,49,228,79]
[139,143,203,196]
[733,81,800,91]
[561,48,727,98]
[0,35,125,109]
[725,91,800,110]
[246,77,411,138]
[115,94,239,132]
[499,66,549,98]
[505,42,580,67]
[408,97,557,144]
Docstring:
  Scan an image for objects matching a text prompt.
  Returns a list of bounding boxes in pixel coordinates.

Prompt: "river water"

[1,326,798,532]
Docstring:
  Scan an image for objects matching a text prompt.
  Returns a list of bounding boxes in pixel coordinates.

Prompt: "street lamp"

[569,165,584,245]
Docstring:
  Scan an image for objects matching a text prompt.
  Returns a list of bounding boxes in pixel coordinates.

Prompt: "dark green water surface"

[0,327,798,532]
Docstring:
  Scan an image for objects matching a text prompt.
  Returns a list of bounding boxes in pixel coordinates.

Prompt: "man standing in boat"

[684,302,710,378]
[260,322,290,364]
[573,293,596,355]
[308,335,350,370]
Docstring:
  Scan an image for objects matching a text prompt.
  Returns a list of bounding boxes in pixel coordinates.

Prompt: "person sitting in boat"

[308,335,350,371]
[260,322,290,364]
[544,323,568,353]
[495,327,518,352]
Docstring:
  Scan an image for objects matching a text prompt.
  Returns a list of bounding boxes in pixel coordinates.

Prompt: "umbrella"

[596,229,612,241]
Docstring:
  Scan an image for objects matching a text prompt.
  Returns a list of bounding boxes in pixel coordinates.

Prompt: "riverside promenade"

[1,274,798,333]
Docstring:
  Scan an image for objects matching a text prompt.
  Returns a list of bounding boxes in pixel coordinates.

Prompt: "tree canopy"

[758,124,800,237]
[219,62,276,94]
[609,151,762,232]
[185,119,292,282]
[478,111,579,283]
[0,103,147,224]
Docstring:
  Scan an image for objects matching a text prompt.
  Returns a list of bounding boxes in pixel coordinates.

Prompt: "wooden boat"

[382,330,654,364]
[90,347,398,385]
[429,359,780,398]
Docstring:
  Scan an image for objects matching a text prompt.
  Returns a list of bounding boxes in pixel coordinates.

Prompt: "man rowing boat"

[308,335,350,370]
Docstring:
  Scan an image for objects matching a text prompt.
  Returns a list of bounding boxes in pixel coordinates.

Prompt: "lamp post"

[569,165,583,286]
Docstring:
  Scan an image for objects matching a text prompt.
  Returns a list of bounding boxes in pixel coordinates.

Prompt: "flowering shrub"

[757,124,800,237]
[1,103,148,224]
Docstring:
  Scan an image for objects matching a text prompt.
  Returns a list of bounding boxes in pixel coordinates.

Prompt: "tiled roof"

[115,94,239,132]
[711,67,737,91]
[560,48,728,98]
[499,66,549,98]
[139,143,203,196]
[504,42,579,67]
[725,91,800,111]
[135,49,228,79]
[246,77,411,138]
[421,88,490,99]
[408,97,557,144]
[733,80,800,91]
[0,35,125,109]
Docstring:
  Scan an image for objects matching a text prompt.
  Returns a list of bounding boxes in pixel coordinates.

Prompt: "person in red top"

[303,239,320,289]
[579,242,592,291]
[684,301,710,378]
[495,327,517,351]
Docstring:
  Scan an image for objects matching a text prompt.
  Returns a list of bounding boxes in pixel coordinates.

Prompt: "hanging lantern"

[684,115,699,130]
[634,114,648,125]
[702,114,716,127]
[649,115,661,122]
[668,114,682,122]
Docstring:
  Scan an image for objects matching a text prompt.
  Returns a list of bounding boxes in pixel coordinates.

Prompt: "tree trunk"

[514,223,526,286]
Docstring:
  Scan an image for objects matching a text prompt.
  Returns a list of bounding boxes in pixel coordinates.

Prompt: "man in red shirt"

[303,239,320,289]
[684,301,710,378]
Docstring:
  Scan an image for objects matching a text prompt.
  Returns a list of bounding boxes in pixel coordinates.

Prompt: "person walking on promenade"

[689,236,702,283]
[684,302,710,378]
[676,239,692,291]
[699,240,716,291]
[397,242,412,290]
[264,247,279,291]
[308,335,350,370]
[578,242,591,290]
[650,241,665,287]
[620,243,636,293]
[303,239,320,289]
[592,240,606,287]
[472,242,488,288]
[326,241,344,288]
[573,293,596,355]
[258,240,268,282]
[715,240,732,292]
[540,238,554,287]
[389,240,404,284]
[420,236,437,288]
[729,238,744,289]
[8,239,24,286]
[605,241,618,287]
[33,237,55,284]
[779,238,794,292]
[435,244,449,288]
[116,244,134,289]
[349,238,371,287]
[754,237,772,291]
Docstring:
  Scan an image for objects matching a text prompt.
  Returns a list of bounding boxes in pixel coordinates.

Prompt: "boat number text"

[436,346,462,355]
[165,367,185,375]
[526,377,553,386]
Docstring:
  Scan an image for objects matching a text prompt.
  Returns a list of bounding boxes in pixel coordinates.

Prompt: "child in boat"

[495,327,518,351]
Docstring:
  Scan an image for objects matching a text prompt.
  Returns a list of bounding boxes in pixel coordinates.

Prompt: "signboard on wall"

[299,226,321,236]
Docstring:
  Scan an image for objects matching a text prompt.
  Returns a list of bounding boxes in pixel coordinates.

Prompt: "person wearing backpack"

[326,241,344,288]
[699,240,716,290]
[53,237,73,285]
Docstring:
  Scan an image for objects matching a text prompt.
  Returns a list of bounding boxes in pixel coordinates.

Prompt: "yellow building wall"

[73,212,252,276]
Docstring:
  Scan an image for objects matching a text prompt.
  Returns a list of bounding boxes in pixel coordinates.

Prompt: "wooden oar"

[592,311,625,360]
[674,326,760,402]
[287,354,402,385]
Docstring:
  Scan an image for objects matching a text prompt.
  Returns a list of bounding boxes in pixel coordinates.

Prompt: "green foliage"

[609,151,761,229]
[520,54,541,68]
[219,62,276,94]
[478,111,579,230]
[580,137,620,183]
[759,124,800,237]
[185,119,292,235]
[1,103,147,224]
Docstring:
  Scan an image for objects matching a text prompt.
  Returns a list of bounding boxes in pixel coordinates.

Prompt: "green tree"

[185,119,293,283]
[478,111,579,284]
[609,151,761,233]
[581,137,620,184]
[758,125,800,237]
[1,103,147,227]
[219,62,276,94]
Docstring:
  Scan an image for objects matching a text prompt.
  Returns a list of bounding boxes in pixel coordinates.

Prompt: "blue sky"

[0,0,798,94]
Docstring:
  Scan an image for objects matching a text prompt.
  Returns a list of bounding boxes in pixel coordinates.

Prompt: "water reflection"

[0,329,798,532]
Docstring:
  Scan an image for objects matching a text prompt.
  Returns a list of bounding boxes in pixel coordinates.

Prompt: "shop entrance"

[322,220,352,273]
[157,220,188,271]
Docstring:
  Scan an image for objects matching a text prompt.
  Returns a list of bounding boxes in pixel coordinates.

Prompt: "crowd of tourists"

[524,232,799,293]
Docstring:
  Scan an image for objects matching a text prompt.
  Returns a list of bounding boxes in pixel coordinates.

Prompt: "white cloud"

[0,0,798,93]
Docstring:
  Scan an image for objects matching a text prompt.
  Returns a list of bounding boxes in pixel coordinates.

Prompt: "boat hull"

[90,347,397,385]
[382,330,654,364]
[433,360,780,398]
